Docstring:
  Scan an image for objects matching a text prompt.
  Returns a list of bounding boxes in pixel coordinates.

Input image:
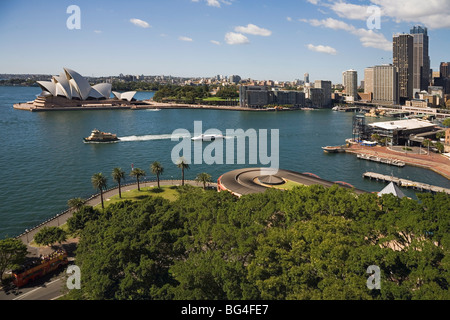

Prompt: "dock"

[363,172,450,194]
[356,153,406,167]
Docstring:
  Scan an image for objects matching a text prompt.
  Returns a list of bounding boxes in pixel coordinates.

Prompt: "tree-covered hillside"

[67,185,450,300]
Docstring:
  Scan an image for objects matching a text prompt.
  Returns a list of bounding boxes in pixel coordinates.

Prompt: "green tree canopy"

[33,226,67,248]
[67,184,450,300]
[0,238,28,283]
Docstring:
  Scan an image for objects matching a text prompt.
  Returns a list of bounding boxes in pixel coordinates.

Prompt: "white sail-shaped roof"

[37,81,57,96]
[92,83,112,99]
[113,91,137,102]
[53,74,72,99]
[64,68,92,100]
[36,68,122,101]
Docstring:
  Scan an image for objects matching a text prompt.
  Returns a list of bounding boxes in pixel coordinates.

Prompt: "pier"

[363,172,450,194]
[356,153,406,167]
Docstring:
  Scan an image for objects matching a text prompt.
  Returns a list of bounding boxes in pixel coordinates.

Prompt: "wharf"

[363,172,450,194]
[356,153,405,167]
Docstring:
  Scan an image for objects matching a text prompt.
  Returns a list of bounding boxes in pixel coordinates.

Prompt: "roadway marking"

[13,278,62,300]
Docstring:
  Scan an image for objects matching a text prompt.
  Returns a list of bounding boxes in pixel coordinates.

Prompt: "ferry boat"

[191,134,224,141]
[84,129,120,143]
[322,146,346,153]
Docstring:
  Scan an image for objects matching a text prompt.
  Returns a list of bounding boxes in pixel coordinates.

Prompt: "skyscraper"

[440,62,449,78]
[410,26,430,92]
[343,69,358,102]
[373,65,399,105]
[393,34,413,100]
[304,73,310,84]
[364,67,374,95]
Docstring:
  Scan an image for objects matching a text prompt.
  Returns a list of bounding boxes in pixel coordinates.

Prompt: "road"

[0,270,67,300]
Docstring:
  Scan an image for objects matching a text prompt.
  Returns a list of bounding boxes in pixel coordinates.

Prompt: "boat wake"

[118,133,191,142]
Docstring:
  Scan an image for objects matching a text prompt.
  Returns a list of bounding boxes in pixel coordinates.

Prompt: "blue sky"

[0,0,449,83]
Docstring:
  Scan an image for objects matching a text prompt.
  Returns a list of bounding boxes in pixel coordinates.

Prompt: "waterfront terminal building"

[353,115,440,146]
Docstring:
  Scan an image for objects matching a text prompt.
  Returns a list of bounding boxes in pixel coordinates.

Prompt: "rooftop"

[368,119,436,131]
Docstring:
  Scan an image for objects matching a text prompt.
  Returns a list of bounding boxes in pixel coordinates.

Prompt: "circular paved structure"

[217,168,367,197]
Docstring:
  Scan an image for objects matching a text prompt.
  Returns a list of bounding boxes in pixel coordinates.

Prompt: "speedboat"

[191,134,224,141]
[84,129,120,143]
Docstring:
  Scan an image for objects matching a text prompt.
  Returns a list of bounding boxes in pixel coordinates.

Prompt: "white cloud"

[206,0,221,7]
[192,0,234,8]
[309,0,450,29]
[286,17,293,22]
[179,36,193,42]
[303,18,391,51]
[210,40,221,45]
[234,24,272,36]
[371,0,450,29]
[307,44,337,55]
[225,32,250,45]
[94,30,102,34]
[329,2,371,20]
[130,18,151,28]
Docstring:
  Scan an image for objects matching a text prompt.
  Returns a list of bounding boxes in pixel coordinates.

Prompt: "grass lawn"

[99,185,180,208]
[270,180,304,190]
[202,97,238,102]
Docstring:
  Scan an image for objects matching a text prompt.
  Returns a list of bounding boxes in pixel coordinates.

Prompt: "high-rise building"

[304,73,310,84]
[440,62,449,78]
[314,80,332,107]
[393,34,413,100]
[373,65,399,105]
[410,26,430,92]
[364,67,374,95]
[343,69,358,102]
[229,75,241,84]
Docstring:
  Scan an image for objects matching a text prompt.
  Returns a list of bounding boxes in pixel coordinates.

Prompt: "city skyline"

[0,0,450,83]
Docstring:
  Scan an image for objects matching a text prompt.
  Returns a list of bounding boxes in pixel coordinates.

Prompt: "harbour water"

[1,86,449,238]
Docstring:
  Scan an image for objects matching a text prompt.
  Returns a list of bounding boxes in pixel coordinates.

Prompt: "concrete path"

[16,180,217,256]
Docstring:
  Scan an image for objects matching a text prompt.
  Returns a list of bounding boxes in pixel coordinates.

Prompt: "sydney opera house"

[16,68,138,110]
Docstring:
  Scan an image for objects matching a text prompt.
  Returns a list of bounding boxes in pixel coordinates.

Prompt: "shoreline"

[345,144,450,180]
[13,100,316,112]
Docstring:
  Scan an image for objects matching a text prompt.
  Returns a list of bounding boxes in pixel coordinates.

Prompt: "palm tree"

[130,168,146,191]
[176,157,190,186]
[195,172,212,190]
[91,173,107,209]
[422,138,433,156]
[67,197,85,212]
[112,167,126,198]
[151,161,164,189]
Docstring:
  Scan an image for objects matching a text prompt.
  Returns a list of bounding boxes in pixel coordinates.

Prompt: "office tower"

[440,62,449,78]
[364,67,374,95]
[304,73,310,84]
[229,75,241,84]
[410,26,430,92]
[393,34,413,100]
[314,80,332,107]
[343,69,358,102]
[373,65,399,105]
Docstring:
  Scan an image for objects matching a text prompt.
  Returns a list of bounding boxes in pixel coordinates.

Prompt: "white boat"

[191,134,224,141]
[84,129,119,143]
